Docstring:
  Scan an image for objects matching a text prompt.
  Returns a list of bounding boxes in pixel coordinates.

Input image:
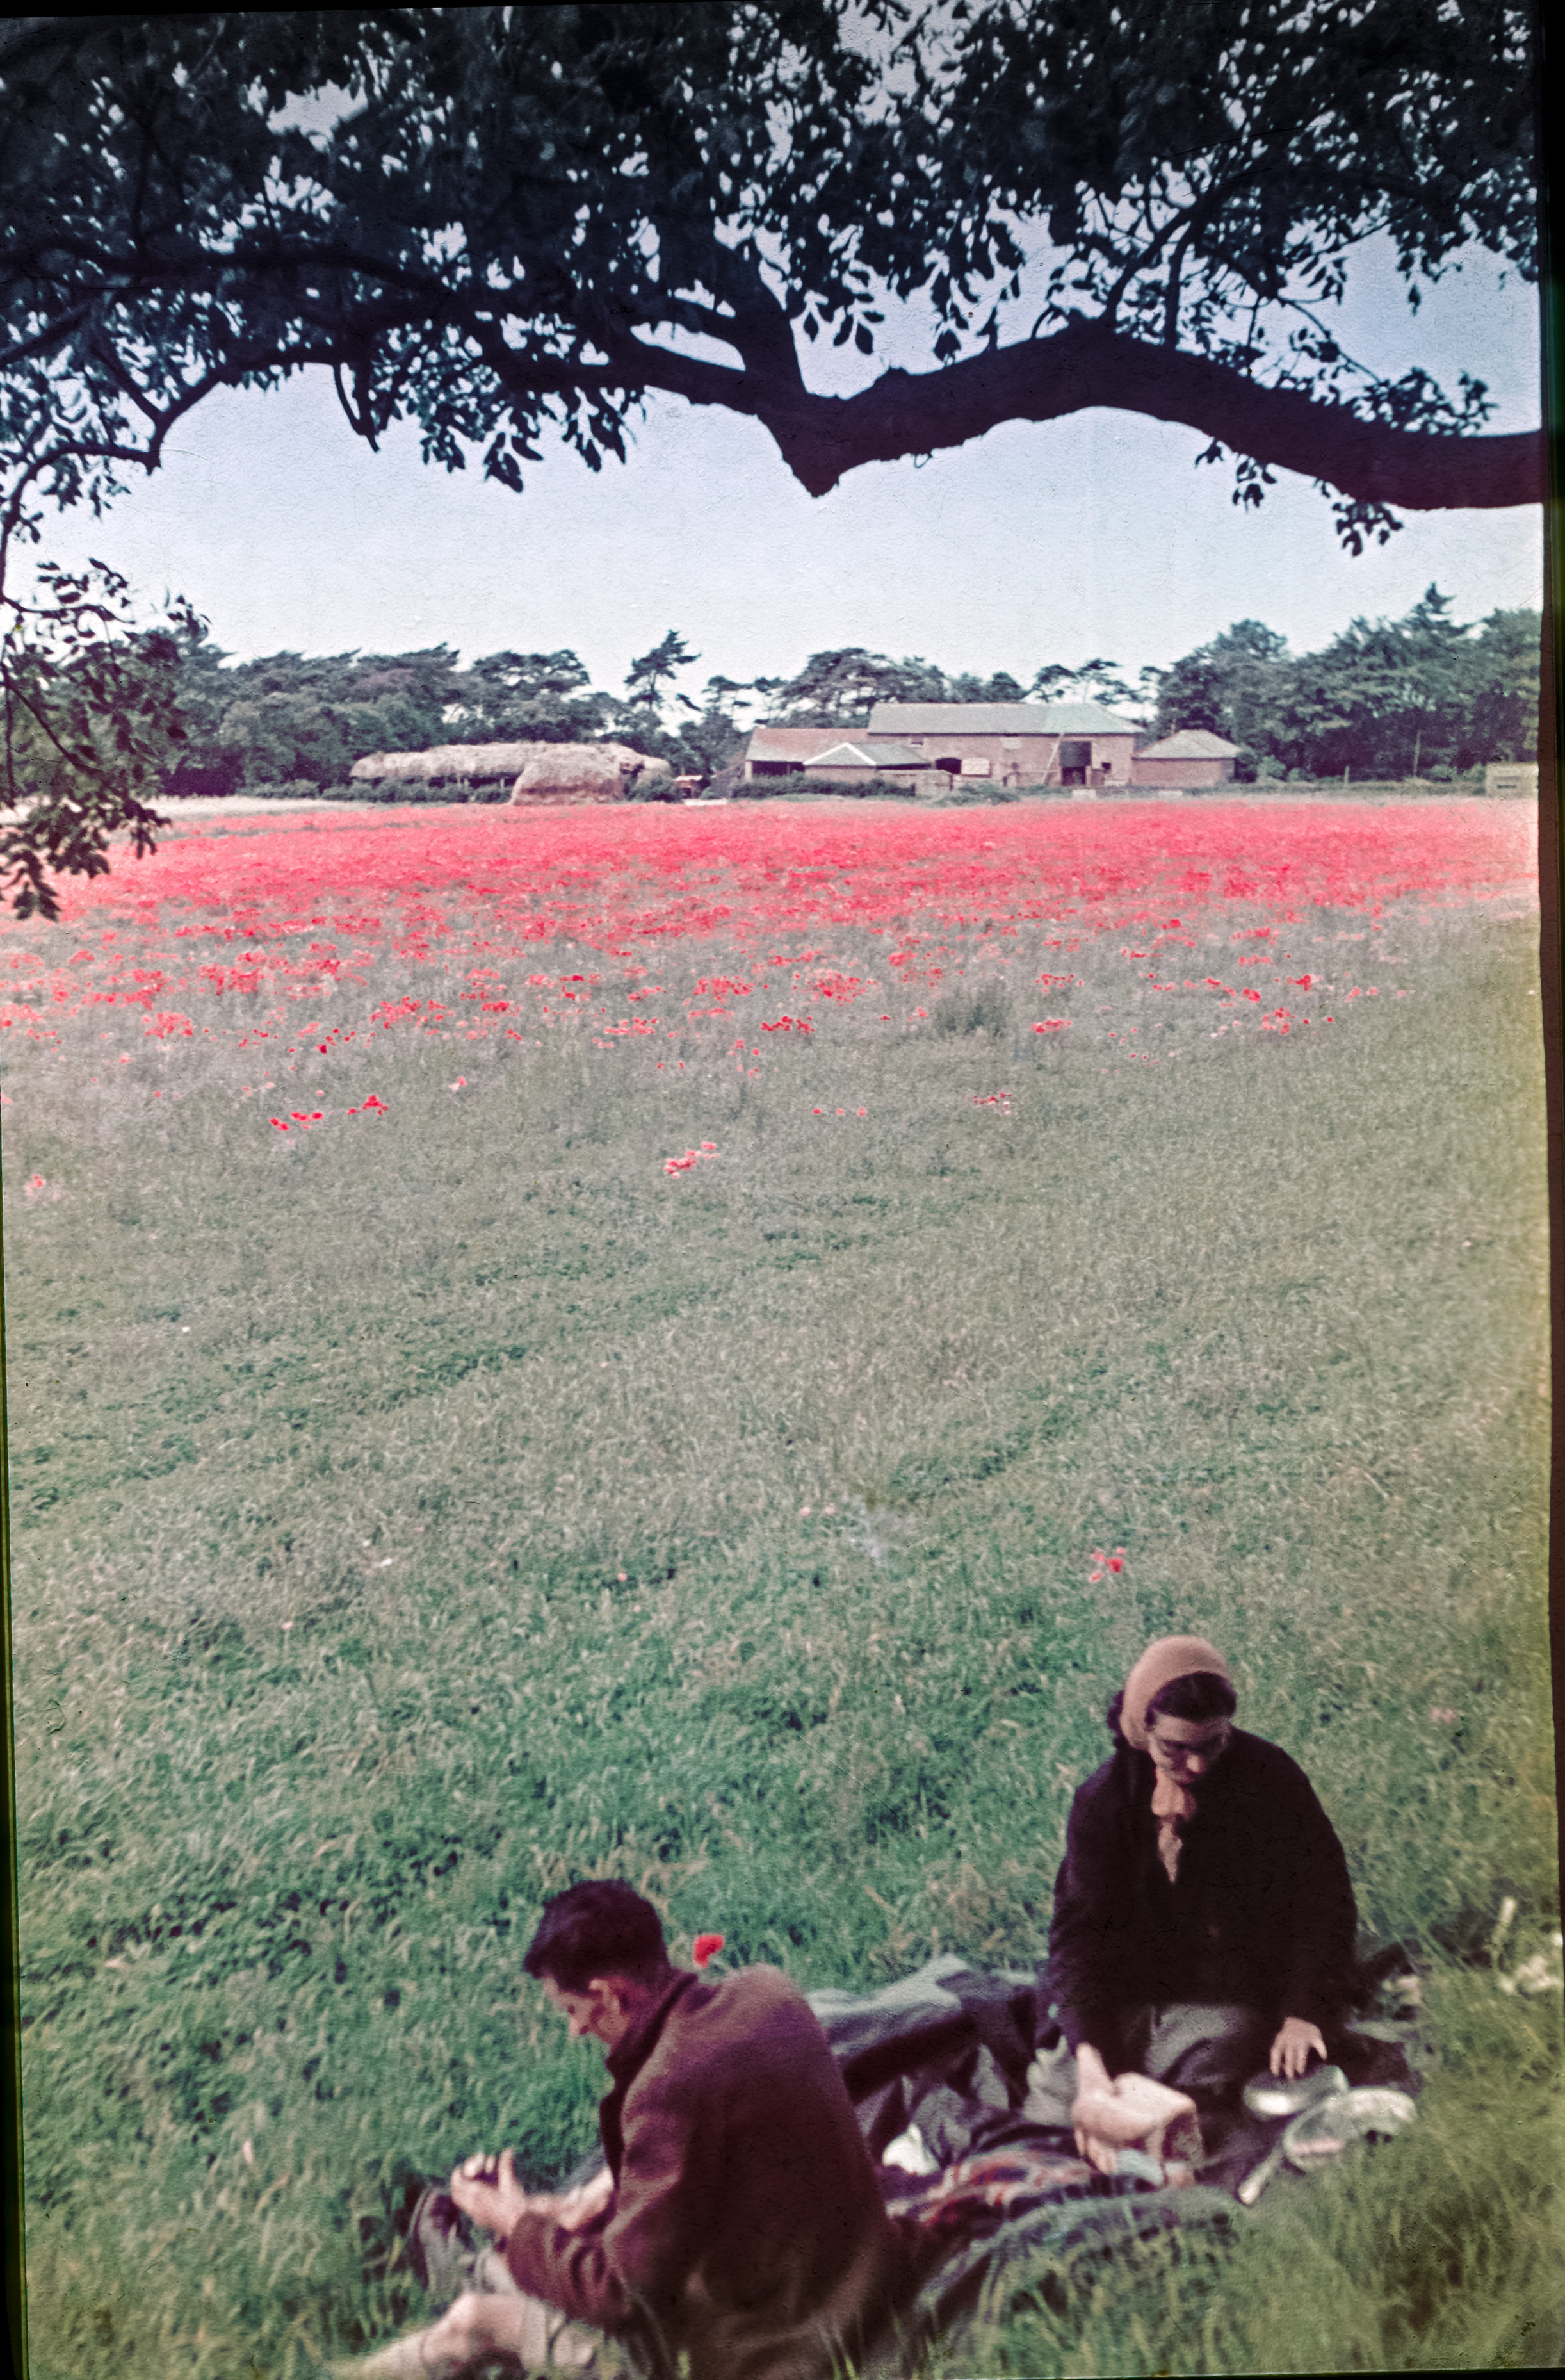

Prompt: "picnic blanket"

[382,1952,1423,2363]
[804,1952,1424,2352]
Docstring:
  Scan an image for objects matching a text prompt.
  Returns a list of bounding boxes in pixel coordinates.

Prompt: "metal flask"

[1242,2061,1350,2121]
[1237,2083,1416,2207]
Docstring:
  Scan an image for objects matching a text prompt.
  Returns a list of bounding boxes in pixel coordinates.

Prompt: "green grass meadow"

[4,890,1559,2375]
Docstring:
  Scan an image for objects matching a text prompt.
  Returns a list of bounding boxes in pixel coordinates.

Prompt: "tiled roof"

[1137,728,1243,758]
[802,739,928,769]
[747,726,853,757]
[868,701,1140,735]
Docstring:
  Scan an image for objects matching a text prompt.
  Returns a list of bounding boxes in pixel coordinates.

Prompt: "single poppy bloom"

[692,1933,725,1968]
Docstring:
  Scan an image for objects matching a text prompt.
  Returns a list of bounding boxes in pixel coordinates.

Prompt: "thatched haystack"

[348,741,674,801]
[509,742,672,805]
[349,742,551,783]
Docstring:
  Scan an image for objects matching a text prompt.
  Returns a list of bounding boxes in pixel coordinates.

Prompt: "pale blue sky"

[42,232,1541,704]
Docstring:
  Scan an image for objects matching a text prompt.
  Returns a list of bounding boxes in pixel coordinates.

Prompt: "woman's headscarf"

[1119,1636,1234,1882]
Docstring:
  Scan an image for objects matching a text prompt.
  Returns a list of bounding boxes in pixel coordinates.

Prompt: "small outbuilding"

[741,729,931,788]
[1130,728,1244,788]
[1484,762,1538,798]
[800,738,930,785]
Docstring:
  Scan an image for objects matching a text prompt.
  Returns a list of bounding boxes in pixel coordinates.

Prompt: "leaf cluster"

[0,6,900,557]
[0,560,200,918]
[0,3,1539,560]
[907,0,1534,343]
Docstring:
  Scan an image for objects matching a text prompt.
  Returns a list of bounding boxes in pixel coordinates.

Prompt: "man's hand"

[1269,2016,1327,2078]
[552,2165,615,2233]
[449,2148,533,2243]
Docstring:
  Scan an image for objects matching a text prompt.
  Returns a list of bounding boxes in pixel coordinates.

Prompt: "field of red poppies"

[0,800,1536,1114]
[6,797,1555,2380]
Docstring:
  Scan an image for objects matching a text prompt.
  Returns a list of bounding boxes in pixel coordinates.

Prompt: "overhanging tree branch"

[0,0,1542,581]
[609,319,1540,509]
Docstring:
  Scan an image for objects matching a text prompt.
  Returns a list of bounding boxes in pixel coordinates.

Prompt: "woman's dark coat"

[1042,1727,1358,2074]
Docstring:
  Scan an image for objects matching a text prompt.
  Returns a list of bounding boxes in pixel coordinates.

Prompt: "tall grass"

[4,895,1555,2376]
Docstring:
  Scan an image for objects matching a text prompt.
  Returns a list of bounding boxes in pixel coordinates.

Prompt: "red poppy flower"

[692,1933,725,1968]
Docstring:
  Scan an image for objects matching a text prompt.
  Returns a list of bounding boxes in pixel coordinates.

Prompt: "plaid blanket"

[885,2143,1098,2233]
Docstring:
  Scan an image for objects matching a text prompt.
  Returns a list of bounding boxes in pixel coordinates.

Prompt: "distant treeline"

[1148,592,1537,783]
[165,587,1538,795]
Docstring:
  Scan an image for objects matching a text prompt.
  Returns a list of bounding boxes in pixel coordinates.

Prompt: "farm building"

[868,701,1139,787]
[742,702,1140,788]
[1130,728,1244,788]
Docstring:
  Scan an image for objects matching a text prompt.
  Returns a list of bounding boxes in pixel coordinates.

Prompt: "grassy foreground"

[4,894,1558,2375]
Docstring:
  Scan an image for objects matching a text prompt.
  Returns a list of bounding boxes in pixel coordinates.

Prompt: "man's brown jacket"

[503,1964,912,2379]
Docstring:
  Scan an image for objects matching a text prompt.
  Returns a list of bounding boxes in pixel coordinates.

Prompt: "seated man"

[346,1880,912,2379]
[1026,1634,1358,2173]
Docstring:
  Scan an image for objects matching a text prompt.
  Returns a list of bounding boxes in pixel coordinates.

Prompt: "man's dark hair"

[523,1880,669,1991]
[1105,1672,1238,1736]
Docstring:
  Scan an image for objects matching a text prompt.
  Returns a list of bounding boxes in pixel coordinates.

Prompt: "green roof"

[868,701,1139,735]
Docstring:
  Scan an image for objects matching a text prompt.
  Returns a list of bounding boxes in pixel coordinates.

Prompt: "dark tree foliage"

[0,0,1540,591]
[1150,619,1294,753]
[170,641,462,792]
[167,641,627,789]
[445,648,620,747]
[0,562,197,918]
[1457,608,1543,765]
[765,647,950,724]
[1151,591,1541,778]
[626,629,701,712]
[160,635,732,792]
[1030,658,1147,712]
[948,671,1026,705]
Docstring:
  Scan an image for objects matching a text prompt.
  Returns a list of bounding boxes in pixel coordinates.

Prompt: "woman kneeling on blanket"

[1031,1634,1358,2176]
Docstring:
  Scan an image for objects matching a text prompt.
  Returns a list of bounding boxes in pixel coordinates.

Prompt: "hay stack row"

[348,742,672,804]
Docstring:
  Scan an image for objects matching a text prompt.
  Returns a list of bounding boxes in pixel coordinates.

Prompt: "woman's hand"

[1071,2111,1123,2176]
[1069,2044,1123,2175]
[1069,2053,1201,2173]
[1269,2016,1327,2078]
